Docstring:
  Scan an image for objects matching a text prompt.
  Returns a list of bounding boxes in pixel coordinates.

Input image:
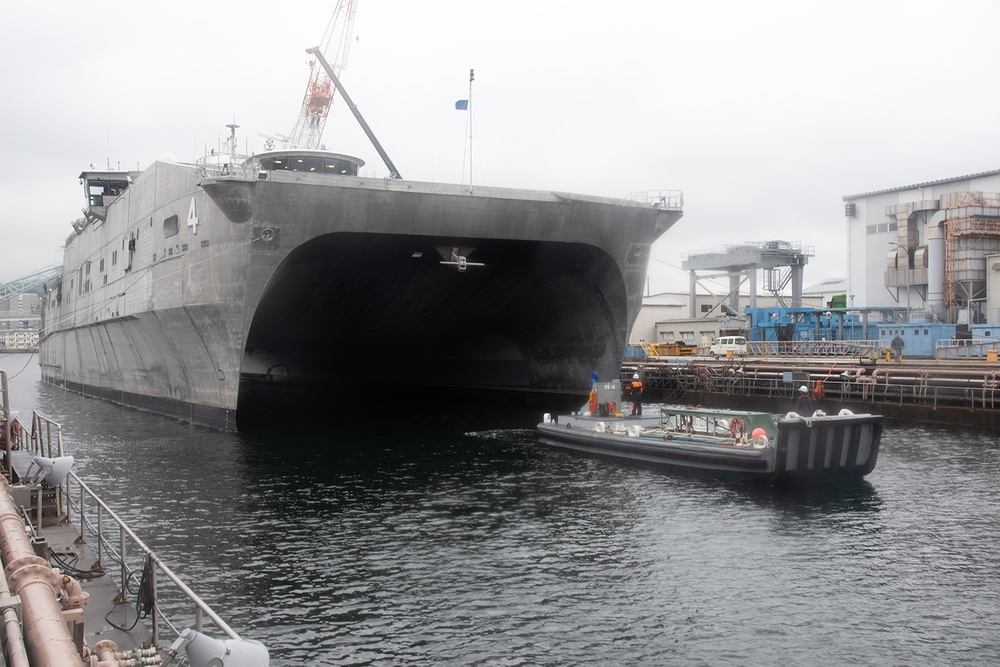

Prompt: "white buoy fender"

[838,408,855,416]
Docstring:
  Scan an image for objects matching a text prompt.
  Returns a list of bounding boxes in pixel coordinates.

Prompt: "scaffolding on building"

[942,192,1000,324]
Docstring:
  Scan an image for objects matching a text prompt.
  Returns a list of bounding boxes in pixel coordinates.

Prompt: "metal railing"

[25,411,241,650]
[746,340,884,359]
[934,338,1000,360]
[619,189,684,210]
[674,365,1000,411]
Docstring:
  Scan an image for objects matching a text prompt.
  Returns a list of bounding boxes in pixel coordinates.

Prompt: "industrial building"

[845,169,1000,325]
[630,291,825,351]
[0,266,56,351]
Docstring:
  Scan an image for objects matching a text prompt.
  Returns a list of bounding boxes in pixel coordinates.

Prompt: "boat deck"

[538,404,882,485]
[42,519,153,652]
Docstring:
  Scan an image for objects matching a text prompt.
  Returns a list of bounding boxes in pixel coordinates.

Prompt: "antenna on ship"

[226,122,239,173]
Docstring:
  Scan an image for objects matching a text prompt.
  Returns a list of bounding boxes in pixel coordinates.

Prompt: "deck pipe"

[681,364,1000,403]
[0,538,28,667]
[721,367,999,391]
[692,360,1000,383]
[89,639,161,666]
[0,477,83,665]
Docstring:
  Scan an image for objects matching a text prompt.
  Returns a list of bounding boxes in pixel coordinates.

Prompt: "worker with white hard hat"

[628,373,643,417]
[794,384,813,413]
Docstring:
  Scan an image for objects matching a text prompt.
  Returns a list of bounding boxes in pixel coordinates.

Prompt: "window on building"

[866,222,899,235]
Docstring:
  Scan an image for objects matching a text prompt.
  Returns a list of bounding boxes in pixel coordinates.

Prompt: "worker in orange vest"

[629,373,643,416]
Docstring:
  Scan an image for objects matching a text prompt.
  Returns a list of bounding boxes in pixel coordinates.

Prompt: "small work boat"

[537,382,882,485]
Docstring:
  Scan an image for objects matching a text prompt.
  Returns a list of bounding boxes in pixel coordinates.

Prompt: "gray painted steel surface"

[41,154,681,430]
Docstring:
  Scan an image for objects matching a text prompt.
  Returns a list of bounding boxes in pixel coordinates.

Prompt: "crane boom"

[287,0,358,149]
[309,47,401,179]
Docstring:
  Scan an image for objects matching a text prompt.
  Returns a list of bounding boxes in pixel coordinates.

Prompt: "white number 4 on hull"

[187,197,199,235]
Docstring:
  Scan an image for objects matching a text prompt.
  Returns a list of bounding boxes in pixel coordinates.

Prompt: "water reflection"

[3,357,1000,664]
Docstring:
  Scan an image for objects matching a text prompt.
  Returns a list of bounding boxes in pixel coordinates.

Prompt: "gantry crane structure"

[286,0,358,149]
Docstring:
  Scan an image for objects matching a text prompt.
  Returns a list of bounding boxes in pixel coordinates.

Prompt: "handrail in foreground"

[26,410,241,650]
[64,470,242,644]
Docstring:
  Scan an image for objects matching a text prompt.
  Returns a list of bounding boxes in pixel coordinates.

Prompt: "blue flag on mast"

[455,99,469,110]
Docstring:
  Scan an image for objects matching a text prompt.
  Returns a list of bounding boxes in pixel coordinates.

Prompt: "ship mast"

[468,68,474,188]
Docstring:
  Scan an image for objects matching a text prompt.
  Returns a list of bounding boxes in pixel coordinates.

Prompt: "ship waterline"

[41,151,682,430]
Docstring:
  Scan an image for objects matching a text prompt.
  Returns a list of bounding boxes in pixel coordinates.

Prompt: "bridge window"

[86,179,130,207]
[259,154,358,176]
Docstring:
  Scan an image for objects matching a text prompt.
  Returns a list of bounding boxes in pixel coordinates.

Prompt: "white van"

[709,336,747,359]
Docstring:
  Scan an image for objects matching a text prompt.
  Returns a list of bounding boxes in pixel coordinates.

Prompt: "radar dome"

[157,153,179,163]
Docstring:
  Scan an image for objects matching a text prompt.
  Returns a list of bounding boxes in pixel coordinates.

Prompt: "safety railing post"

[95,506,102,568]
[77,484,86,544]
[119,525,128,603]
[151,565,158,648]
[34,487,41,532]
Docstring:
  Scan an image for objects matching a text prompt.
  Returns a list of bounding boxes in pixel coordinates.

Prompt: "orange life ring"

[730,417,745,438]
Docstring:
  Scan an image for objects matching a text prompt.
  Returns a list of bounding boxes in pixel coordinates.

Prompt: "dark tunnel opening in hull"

[236,232,627,427]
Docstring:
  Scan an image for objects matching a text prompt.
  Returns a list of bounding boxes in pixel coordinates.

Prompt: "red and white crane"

[285,0,358,149]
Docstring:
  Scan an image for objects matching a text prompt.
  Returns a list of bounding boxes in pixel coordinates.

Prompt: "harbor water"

[2,354,999,665]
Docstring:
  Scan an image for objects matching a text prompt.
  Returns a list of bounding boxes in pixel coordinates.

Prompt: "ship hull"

[41,159,681,430]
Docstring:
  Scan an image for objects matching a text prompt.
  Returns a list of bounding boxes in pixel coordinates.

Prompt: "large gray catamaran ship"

[40,52,683,431]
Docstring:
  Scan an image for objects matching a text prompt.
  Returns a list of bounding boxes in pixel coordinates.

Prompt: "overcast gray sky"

[3,0,999,296]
